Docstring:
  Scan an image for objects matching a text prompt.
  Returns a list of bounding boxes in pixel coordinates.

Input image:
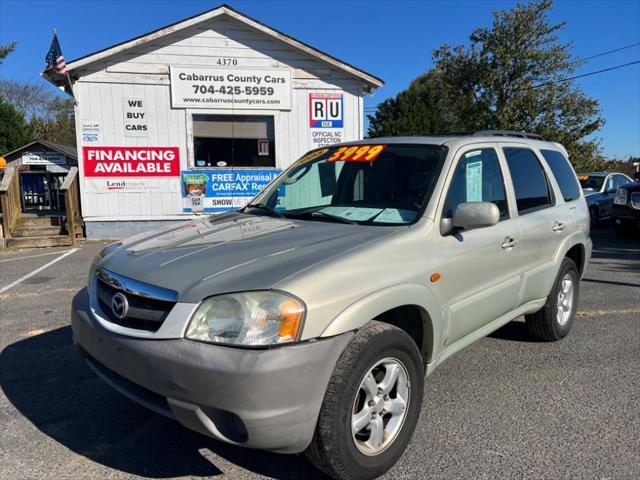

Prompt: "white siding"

[74,16,369,221]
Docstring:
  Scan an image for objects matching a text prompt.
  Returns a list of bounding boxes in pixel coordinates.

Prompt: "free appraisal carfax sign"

[83,146,180,177]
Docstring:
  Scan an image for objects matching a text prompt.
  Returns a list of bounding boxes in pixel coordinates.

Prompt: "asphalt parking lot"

[1,223,638,480]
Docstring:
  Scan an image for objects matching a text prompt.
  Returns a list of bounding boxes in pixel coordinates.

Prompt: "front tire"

[525,257,580,341]
[305,322,424,480]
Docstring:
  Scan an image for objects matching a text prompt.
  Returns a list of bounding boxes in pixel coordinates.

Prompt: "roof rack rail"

[472,130,545,141]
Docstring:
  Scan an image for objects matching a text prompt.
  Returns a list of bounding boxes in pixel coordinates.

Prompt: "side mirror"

[440,202,500,235]
[606,188,617,194]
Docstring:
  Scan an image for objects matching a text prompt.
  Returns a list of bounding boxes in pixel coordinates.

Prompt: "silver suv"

[72,131,592,480]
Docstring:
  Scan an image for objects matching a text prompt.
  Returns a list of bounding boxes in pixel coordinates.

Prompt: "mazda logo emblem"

[111,292,129,320]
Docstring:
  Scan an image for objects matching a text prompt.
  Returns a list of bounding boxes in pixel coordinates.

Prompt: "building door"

[20,171,67,212]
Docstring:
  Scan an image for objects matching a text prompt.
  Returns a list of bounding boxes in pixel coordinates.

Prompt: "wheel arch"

[554,232,590,280]
[320,283,442,365]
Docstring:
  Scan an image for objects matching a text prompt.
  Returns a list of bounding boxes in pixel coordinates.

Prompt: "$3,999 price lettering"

[328,145,387,162]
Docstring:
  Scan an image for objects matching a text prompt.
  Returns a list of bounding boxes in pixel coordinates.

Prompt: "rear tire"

[525,257,580,341]
[305,321,424,480]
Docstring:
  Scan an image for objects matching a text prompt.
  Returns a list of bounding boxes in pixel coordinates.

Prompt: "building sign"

[170,67,292,110]
[258,139,269,156]
[81,121,101,143]
[182,169,280,213]
[123,98,149,137]
[310,129,344,148]
[309,93,344,148]
[21,151,67,166]
[83,146,180,176]
[309,93,343,128]
[84,177,179,194]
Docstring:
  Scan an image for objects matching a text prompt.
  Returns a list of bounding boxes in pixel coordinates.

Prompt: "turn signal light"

[278,298,305,340]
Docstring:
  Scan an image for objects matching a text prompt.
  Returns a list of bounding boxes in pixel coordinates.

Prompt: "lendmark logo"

[111,292,129,320]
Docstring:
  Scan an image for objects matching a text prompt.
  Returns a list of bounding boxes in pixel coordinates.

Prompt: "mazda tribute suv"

[72,130,592,480]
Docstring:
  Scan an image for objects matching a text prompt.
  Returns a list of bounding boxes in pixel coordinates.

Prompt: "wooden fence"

[61,167,83,244]
[0,168,21,242]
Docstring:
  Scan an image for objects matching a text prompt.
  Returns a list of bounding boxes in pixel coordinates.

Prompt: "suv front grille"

[95,268,177,332]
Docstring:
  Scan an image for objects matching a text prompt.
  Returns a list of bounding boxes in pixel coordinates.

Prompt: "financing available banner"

[182,169,281,213]
[82,146,181,194]
[83,146,180,177]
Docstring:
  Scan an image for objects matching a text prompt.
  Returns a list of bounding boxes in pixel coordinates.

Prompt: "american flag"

[45,33,67,76]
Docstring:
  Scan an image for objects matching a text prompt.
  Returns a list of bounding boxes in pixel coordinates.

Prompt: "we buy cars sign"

[83,146,179,176]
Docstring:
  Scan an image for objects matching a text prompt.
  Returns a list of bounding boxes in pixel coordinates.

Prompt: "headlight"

[614,189,628,205]
[186,291,305,346]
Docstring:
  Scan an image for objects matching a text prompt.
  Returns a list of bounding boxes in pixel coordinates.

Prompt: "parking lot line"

[0,250,73,264]
[0,248,78,294]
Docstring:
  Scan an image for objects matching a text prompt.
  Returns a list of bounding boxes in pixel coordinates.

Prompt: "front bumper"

[71,288,353,453]
[611,204,640,225]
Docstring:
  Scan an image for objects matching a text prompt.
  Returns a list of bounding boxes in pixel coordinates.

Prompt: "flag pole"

[53,27,77,105]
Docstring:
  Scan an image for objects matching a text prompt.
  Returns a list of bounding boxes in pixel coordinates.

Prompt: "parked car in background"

[578,172,634,226]
[611,181,640,237]
[73,131,592,480]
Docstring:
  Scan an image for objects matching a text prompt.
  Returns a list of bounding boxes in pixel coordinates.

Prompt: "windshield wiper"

[309,211,357,224]
[244,203,283,218]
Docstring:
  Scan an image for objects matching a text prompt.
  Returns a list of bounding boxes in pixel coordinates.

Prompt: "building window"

[192,114,275,168]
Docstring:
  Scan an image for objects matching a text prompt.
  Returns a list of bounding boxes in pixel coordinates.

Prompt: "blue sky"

[1,0,638,158]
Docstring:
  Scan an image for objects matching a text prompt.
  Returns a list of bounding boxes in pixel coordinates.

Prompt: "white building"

[45,4,383,237]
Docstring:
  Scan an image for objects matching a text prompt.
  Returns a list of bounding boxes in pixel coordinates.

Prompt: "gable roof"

[3,140,77,160]
[61,4,384,89]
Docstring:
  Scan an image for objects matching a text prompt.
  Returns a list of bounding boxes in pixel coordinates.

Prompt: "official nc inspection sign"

[182,169,281,213]
[309,93,344,128]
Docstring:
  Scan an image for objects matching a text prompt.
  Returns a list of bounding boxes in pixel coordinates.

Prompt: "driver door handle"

[552,221,566,232]
[501,236,518,249]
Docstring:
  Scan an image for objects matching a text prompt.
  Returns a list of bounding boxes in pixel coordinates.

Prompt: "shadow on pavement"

[488,320,544,343]
[0,326,327,479]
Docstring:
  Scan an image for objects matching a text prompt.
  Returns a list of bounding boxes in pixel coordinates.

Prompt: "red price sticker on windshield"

[328,145,386,162]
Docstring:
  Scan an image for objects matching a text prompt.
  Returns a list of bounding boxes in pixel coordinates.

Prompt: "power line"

[364,47,640,112]
[571,42,640,65]
[532,59,640,88]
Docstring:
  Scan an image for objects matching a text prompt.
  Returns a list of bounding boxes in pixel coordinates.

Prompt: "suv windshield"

[578,175,605,191]
[246,144,447,225]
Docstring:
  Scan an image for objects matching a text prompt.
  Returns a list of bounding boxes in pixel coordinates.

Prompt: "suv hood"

[98,212,401,303]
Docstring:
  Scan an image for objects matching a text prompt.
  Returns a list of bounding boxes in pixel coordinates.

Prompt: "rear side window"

[443,148,509,220]
[540,149,581,202]
[504,148,553,214]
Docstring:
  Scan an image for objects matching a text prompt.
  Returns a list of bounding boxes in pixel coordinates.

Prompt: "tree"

[0,42,16,65]
[0,80,51,120]
[368,71,467,137]
[30,97,76,146]
[0,80,76,147]
[0,96,35,154]
[368,0,605,170]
